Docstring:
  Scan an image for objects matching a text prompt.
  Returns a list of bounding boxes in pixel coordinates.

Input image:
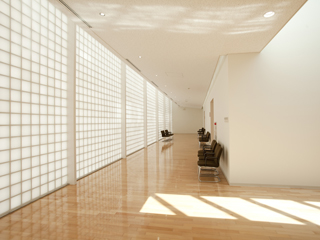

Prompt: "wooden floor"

[0,134,320,240]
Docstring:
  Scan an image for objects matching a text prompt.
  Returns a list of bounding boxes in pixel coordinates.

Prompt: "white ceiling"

[54,0,306,108]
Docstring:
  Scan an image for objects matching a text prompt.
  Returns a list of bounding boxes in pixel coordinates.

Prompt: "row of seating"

[161,130,174,141]
[199,132,210,144]
[196,128,223,182]
[197,127,205,135]
[198,128,211,146]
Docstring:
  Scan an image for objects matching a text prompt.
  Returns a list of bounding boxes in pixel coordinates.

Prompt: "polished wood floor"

[1,134,320,240]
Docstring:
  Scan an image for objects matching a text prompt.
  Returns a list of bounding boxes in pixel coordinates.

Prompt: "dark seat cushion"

[197,160,219,167]
[198,154,214,160]
[198,150,213,157]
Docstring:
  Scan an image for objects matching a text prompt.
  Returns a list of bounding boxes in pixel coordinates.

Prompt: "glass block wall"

[75,26,122,179]
[0,0,68,216]
[126,66,144,155]
[0,0,173,217]
[146,81,157,145]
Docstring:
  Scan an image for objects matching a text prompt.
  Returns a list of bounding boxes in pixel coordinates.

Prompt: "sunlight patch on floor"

[201,196,303,225]
[138,193,320,226]
[305,201,320,208]
[156,194,236,219]
[252,198,320,226]
[140,196,176,215]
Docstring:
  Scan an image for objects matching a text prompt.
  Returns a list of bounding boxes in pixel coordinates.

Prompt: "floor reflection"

[0,134,319,240]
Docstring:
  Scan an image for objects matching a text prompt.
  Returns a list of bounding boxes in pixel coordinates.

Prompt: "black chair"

[165,130,174,137]
[198,140,217,157]
[161,130,173,142]
[197,143,223,182]
[199,132,210,146]
[198,127,205,133]
[197,128,205,137]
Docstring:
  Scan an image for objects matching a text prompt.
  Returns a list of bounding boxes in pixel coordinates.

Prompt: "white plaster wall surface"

[172,104,202,133]
[228,0,320,187]
[203,57,230,181]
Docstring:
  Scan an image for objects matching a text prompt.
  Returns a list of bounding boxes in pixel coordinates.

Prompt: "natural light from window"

[155,194,236,219]
[305,201,320,208]
[140,196,175,215]
[138,193,320,226]
[252,199,320,226]
[203,196,303,225]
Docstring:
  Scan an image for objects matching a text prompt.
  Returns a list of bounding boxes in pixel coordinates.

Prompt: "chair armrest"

[200,138,208,141]
[205,156,218,160]
[202,144,210,149]
[203,151,213,155]
[204,152,215,156]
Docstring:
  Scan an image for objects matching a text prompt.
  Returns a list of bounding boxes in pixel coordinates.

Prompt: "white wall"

[228,0,320,187]
[203,56,230,181]
[172,104,202,133]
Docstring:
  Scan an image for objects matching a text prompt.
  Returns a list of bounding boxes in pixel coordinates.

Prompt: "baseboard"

[228,182,320,189]
[219,165,230,185]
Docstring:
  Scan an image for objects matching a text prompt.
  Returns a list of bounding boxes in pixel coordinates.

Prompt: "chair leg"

[198,166,221,183]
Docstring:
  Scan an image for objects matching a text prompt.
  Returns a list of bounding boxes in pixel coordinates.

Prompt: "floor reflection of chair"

[161,142,173,152]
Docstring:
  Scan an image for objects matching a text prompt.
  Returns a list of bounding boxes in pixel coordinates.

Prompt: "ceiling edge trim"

[259,0,307,52]
[53,0,174,103]
[58,0,92,28]
[126,59,141,72]
[151,81,158,87]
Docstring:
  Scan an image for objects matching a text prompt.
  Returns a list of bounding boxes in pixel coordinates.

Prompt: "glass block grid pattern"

[0,0,68,217]
[126,66,144,155]
[158,91,164,140]
[146,82,156,145]
[164,95,170,131]
[75,26,122,179]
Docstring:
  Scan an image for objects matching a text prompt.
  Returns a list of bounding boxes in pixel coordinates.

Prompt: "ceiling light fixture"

[155,75,158,76]
[264,11,275,18]
[139,56,142,58]
[99,13,105,16]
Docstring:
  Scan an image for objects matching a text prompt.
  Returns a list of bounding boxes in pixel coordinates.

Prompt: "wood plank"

[0,134,319,240]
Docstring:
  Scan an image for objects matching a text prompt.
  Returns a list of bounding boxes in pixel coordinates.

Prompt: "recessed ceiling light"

[264,11,275,18]
[99,13,105,16]
[139,56,142,58]
[155,74,158,76]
